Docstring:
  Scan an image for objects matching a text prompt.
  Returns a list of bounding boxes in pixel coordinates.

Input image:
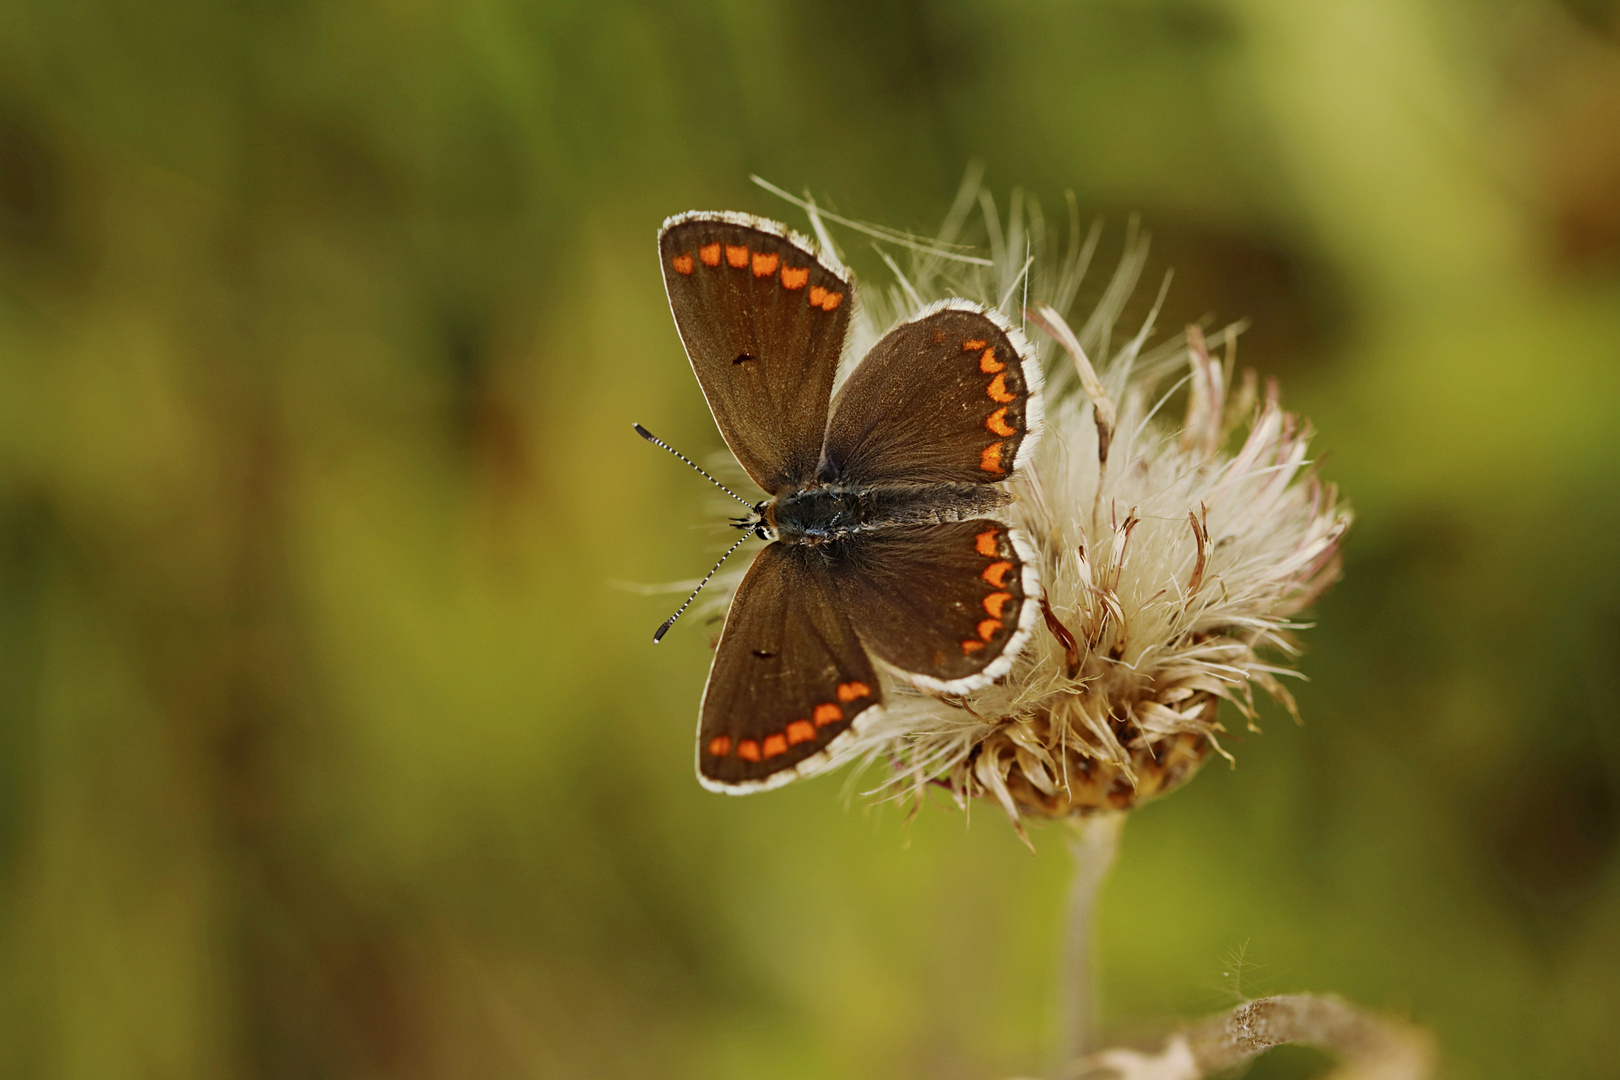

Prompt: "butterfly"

[657,210,1044,793]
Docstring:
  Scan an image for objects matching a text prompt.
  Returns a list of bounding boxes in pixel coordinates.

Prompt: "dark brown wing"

[820,302,1043,486]
[660,212,852,493]
[828,520,1040,694]
[698,543,882,792]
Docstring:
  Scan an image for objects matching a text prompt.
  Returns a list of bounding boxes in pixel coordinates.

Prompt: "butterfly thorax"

[765,482,1010,546]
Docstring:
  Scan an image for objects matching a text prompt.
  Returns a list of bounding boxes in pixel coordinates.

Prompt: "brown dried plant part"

[1068,994,1435,1080]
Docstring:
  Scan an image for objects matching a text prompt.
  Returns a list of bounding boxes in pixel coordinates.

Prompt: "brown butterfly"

[654,211,1044,792]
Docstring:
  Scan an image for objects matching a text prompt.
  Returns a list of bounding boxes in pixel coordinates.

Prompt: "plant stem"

[1058,812,1126,1069]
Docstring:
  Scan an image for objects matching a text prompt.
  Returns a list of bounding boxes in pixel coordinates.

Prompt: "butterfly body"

[658,210,1046,793]
[766,481,1010,544]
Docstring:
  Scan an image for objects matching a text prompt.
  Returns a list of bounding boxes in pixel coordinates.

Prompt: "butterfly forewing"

[821,302,1042,487]
[829,520,1040,694]
[660,213,852,493]
[698,543,882,791]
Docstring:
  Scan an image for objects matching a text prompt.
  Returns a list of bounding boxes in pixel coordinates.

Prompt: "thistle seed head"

[741,177,1352,826]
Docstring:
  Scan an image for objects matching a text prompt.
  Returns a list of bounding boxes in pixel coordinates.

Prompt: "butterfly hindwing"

[698,543,882,792]
[660,212,852,493]
[828,520,1041,695]
[821,301,1043,487]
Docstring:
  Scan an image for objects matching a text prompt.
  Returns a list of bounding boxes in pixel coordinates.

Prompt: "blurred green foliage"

[1,1,1618,1077]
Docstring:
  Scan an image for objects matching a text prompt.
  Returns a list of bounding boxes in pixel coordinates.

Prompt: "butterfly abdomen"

[771,482,1010,544]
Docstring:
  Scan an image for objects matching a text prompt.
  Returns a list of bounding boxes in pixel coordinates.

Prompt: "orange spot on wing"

[975,529,1001,557]
[980,442,1006,474]
[978,618,1003,642]
[962,339,987,351]
[725,244,749,268]
[786,720,816,745]
[751,251,779,277]
[813,702,843,727]
[672,253,695,275]
[961,640,985,654]
[707,735,732,757]
[819,290,843,311]
[836,681,870,702]
[762,733,788,758]
[699,243,721,267]
[780,265,809,290]
[983,591,1013,619]
[987,373,1016,403]
[985,407,1016,437]
[982,560,1013,587]
[979,347,1005,374]
[808,285,827,307]
[737,739,761,762]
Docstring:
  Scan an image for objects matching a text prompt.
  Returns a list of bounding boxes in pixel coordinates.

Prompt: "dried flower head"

[716,176,1350,826]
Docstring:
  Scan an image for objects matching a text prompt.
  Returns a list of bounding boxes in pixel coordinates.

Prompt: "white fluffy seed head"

[710,178,1351,827]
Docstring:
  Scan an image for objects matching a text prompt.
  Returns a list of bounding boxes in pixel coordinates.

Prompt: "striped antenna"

[633,423,755,509]
[653,533,749,643]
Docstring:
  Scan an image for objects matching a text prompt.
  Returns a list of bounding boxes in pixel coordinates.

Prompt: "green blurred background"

[1,1,1618,1077]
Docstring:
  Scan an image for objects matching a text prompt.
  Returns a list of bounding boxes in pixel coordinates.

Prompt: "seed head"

[741,176,1351,827]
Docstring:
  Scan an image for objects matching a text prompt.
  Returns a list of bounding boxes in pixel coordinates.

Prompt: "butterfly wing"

[660,212,852,493]
[821,301,1043,486]
[698,542,882,792]
[829,520,1041,695]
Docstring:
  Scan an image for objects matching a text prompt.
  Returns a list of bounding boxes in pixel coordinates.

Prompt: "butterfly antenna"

[653,532,749,643]
[633,423,755,510]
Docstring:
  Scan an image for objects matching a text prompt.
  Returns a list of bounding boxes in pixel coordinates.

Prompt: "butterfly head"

[731,500,778,543]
